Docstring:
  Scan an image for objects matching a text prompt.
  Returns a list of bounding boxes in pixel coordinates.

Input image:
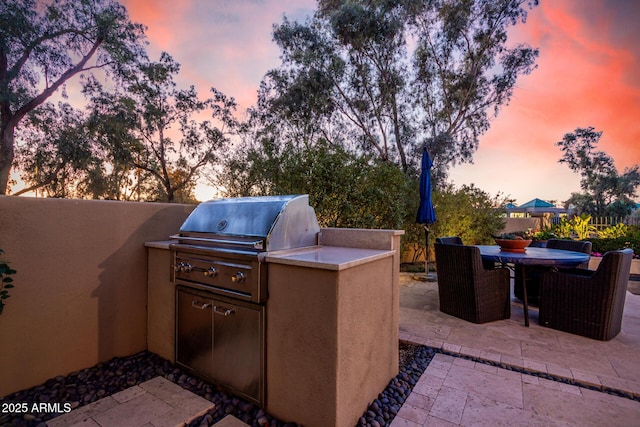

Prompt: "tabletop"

[476,245,590,267]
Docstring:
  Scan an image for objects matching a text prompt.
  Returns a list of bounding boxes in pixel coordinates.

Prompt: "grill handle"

[213,305,236,316]
[191,300,211,310]
[170,234,264,250]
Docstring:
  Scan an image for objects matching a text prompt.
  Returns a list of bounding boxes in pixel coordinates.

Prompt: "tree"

[403,182,507,263]
[260,5,410,169]
[0,0,146,195]
[86,53,238,202]
[557,127,640,216]
[431,183,507,245]
[13,102,104,198]
[409,0,539,169]
[257,0,538,179]
[15,99,155,200]
[218,138,410,230]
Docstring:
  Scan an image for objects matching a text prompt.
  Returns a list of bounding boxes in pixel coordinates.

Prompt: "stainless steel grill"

[170,195,320,405]
[172,195,320,251]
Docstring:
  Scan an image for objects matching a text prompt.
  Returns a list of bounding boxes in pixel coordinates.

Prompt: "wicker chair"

[435,236,495,269]
[547,239,593,266]
[514,239,592,304]
[435,236,463,245]
[538,248,633,340]
[434,242,511,324]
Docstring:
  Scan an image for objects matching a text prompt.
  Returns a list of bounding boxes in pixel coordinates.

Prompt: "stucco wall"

[501,217,541,234]
[0,196,194,397]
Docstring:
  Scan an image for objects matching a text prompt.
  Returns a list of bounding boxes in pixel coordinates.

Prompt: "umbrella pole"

[424,225,429,274]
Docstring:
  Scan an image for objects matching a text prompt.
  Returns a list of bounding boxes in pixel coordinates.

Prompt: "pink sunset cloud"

[121,0,316,113]
[451,0,640,203]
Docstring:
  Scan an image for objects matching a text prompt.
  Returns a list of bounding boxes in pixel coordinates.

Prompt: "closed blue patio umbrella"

[416,148,436,273]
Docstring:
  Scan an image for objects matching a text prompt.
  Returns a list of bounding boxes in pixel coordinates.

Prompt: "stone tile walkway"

[211,415,250,427]
[393,274,640,426]
[46,377,213,427]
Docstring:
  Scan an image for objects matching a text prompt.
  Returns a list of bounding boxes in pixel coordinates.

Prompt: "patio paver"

[46,377,213,427]
[393,274,640,426]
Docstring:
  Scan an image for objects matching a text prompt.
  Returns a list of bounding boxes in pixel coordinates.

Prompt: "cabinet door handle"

[191,300,211,310]
[213,305,235,316]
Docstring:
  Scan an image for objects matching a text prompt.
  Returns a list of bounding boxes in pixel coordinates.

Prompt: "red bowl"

[494,239,532,253]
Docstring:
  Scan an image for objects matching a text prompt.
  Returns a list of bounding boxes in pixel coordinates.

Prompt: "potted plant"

[0,249,17,315]
[493,231,532,252]
[528,228,558,247]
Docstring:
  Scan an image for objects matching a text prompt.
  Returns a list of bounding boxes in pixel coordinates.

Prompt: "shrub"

[572,214,598,240]
[598,223,628,239]
[430,183,507,245]
[403,183,507,262]
[0,249,17,315]
[553,218,573,239]
[590,237,640,258]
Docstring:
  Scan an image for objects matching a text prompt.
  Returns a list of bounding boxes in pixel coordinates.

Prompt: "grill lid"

[176,195,320,251]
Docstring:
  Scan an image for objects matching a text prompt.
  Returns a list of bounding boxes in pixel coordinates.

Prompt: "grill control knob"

[176,262,192,273]
[204,267,217,277]
[231,272,246,283]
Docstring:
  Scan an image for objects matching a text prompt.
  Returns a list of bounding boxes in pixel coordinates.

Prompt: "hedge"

[589,237,640,257]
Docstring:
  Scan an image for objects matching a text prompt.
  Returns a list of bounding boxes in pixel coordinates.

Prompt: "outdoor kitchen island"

[265,228,402,427]
[146,226,403,427]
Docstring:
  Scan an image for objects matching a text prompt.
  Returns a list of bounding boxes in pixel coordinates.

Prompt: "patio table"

[476,245,590,327]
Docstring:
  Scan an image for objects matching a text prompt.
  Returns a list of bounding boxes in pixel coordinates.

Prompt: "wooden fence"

[551,216,639,230]
[589,216,640,230]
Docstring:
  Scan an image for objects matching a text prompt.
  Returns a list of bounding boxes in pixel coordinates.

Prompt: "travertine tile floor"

[393,273,640,426]
[210,415,250,427]
[46,377,213,427]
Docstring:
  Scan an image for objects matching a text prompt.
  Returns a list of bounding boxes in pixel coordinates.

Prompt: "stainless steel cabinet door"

[176,286,265,405]
[176,287,214,378]
[212,296,264,404]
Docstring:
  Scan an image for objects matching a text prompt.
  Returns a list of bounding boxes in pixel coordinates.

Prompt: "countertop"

[265,245,394,271]
[145,241,395,271]
[145,240,177,250]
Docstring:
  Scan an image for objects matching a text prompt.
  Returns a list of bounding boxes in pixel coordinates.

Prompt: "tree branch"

[10,35,105,129]
[7,28,88,80]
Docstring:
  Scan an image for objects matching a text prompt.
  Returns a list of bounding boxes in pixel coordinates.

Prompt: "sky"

[110,1,640,204]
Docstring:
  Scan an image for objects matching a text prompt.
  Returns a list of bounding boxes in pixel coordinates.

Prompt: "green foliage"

[590,237,640,258]
[218,139,411,230]
[530,227,557,241]
[494,232,530,240]
[557,127,640,216]
[551,221,639,257]
[15,102,106,198]
[572,214,597,240]
[549,214,628,240]
[426,183,507,246]
[590,224,640,257]
[598,223,628,239]
[553,218,574,239]
[411,0,539,170]
[0,249,17,315]
[14,51,235,202]
[626,225,640,240]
